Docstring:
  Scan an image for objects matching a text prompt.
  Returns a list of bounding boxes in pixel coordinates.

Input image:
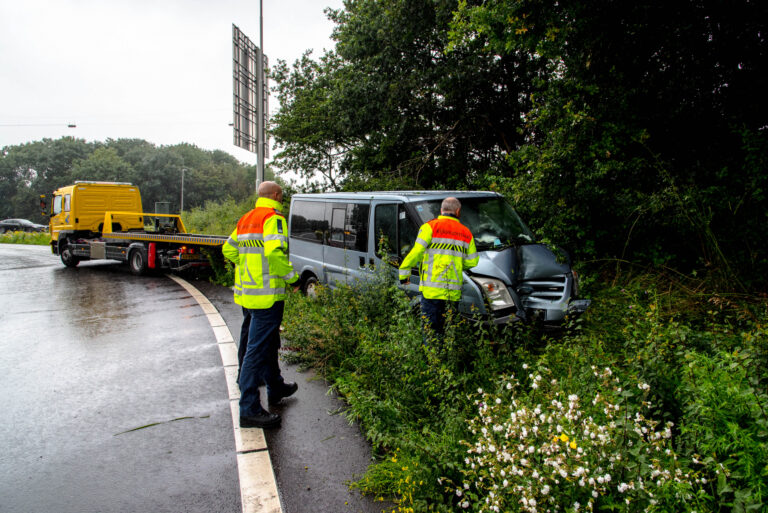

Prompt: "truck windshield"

[411,197,534,250]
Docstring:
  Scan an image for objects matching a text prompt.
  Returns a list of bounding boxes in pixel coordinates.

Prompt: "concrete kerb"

[167,274,282,513]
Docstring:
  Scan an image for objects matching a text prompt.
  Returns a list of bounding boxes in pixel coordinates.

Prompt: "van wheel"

[128,247,148,276]
[301,276,319,298]
[60,241,81,268]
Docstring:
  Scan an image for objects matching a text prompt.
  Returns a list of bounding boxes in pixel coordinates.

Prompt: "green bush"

[0,231,51,245]
[454,367,705,512]
[283,265,767,513]
[181,195,257,236]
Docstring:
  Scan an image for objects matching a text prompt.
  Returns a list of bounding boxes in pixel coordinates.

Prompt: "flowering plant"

[451,365,705,512]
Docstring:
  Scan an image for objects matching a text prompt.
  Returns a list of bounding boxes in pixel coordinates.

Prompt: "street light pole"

[180,168,186,213]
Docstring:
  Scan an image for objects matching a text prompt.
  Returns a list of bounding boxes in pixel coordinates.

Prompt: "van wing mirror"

[39,195,48,216]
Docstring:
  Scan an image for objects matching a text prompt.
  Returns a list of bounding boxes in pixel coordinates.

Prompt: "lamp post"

[180,168,186,213]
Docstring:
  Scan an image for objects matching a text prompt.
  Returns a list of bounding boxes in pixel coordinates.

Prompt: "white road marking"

[167,274,283,513]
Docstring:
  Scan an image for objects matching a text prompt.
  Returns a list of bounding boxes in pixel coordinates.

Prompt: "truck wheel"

[301,275,319,298]
[128,247,148,276]
[60,241,81,268]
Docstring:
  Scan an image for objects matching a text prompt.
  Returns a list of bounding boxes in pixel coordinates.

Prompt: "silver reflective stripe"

[415,237,428,247]
[239,233,264,242]
[421,280,462,291]
[437,260,461,284]
[398,268,410,279]
[242,262,259,286]
[466,252,478,260]
[262,255,272,288]
[427,248,465,258]
[241,287,286,296]
[282,270,297,281]
[431,237,469,249]
[239,246,266,255]
[226,237,238,248]
[264,234,287,242]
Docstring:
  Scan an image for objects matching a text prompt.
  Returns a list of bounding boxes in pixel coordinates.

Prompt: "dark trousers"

[239,301,285,417]
[420,297,457,342]
[237,307,250,379]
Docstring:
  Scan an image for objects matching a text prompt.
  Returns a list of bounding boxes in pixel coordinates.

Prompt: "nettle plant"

[451,365,707,513]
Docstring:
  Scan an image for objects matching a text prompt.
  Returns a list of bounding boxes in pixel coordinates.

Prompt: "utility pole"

[256,0,265,187]
[180,168,186,213]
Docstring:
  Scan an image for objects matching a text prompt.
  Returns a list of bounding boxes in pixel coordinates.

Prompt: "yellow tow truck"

[41,181,227,275]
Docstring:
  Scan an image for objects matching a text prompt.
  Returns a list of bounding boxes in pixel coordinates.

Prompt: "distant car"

[0,218,48,233]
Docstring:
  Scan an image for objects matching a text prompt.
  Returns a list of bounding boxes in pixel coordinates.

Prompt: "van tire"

[301,275,319,298]
[128,247,148,276]
[60,241,81,268]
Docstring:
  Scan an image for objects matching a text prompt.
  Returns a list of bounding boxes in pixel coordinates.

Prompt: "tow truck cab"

[48,181,144,242]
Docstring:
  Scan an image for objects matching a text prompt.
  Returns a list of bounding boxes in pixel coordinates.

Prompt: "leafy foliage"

[270,0,768,291]
[283,267,768,512]
[0,231,50,246]
[0,137,256,223]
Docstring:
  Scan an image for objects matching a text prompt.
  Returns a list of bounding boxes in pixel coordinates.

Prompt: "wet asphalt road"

[0,244,389,513]
[0,244,238,513]
[190,280,391,513]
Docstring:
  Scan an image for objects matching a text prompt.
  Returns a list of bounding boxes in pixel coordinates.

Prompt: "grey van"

[288,191,590,326]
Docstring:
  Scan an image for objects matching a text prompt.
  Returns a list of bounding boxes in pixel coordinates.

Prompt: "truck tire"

[128,247,148,276]
[60,241,81,268]
[301,275,319,298]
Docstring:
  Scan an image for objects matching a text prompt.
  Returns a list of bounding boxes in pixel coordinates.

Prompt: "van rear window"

[291,201,328,244]
[291,200,370,252]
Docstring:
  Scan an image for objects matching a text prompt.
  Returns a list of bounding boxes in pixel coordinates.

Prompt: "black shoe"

[268,382,298,406]
[240,411,281,429]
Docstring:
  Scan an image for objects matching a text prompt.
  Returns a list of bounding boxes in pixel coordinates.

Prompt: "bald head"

[258,181,283,202]
[441,197,461,216]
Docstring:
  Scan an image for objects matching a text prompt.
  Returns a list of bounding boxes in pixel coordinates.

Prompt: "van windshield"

[411,197,534,250]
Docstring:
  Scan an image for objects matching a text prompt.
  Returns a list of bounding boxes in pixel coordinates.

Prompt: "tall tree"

[450,0,768,283]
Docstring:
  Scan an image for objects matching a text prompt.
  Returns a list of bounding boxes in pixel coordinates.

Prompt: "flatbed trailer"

[59,211,227,275]
[43,182,227,275]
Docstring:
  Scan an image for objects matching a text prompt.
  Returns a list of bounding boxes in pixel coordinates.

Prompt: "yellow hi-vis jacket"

[399,215,479,301]
[222,197,298,309]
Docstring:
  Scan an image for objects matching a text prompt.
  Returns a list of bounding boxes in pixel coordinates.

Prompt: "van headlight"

[471,276,515,311]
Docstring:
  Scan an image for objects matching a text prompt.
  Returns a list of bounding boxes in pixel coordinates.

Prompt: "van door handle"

[359,256,365,267]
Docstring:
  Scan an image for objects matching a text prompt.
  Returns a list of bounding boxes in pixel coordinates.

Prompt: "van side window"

[374,204,397,257]
[64,194,71,212]
[53,195,63,215]
[374,203,419,258]
[291,201,327,244]
[328,202,369,252]
[329,207,346,247]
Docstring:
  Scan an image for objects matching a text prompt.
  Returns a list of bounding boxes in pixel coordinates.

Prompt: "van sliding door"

[323,201,371,288]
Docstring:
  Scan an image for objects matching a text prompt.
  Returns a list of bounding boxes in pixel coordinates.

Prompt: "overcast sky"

[0,0,344,166]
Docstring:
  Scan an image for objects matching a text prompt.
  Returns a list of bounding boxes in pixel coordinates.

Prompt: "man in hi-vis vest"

[223,181,299,429]
[399,197,479,340]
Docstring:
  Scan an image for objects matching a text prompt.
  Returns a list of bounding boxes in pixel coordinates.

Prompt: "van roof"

[291,190,501,202]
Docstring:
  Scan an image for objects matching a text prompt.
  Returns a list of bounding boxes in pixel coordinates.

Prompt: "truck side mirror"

[39,195,47,216]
